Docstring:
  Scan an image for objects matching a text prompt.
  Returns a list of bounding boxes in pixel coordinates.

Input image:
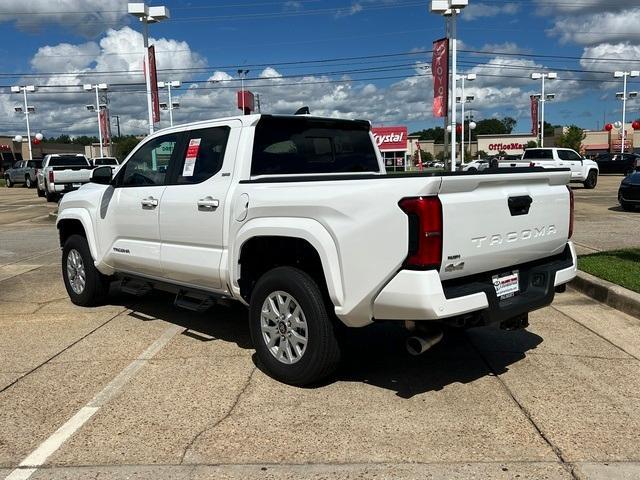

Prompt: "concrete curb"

[571,270,640,319]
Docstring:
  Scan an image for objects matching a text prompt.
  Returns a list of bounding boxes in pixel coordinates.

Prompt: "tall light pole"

[158,80,181,127]
[457,72,475,164]
[531,72,557,147]
[238,69,249,115]
[128,2,170,135]
[614,70,639,153]
[11,85,36,160]
[84,83,108,158]
[431,0,469,172]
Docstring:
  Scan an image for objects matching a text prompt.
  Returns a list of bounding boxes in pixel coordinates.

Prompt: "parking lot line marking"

[3,323,185,480]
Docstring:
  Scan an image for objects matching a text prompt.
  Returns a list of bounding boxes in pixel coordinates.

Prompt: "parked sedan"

[462,159,490,172]
[596,153,640,175]
[618,171,640,211]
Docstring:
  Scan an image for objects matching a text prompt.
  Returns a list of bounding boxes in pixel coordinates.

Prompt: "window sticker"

[182,138,201,177]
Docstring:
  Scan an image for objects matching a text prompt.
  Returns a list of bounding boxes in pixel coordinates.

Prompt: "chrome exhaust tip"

[406,331,444,356]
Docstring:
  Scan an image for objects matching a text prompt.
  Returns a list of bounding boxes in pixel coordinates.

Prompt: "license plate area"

[492,270,520,300]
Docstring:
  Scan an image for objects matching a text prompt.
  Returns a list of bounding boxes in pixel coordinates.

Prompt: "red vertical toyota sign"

[432,38,449,118]
[99,109,110,146]
[531,96,539,137]
[147,45,160,124]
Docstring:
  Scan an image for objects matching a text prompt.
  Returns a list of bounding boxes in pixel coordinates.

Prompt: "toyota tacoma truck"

[38,153,93,202]
[499,147,599,189]
[56,114,577,385]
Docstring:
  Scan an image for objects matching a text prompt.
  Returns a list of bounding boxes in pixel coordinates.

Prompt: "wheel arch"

[232,218,344,308]
[57,209,99,262]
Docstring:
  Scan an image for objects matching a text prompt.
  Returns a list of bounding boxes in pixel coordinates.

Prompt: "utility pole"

[614,70,640,153]
[10,85,36,160]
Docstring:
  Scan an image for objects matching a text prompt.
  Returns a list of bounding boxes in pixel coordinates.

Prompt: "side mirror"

[91,166,113,185]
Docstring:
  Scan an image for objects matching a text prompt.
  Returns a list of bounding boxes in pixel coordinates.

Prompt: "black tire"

[583,170,598,189]
[25,176,33,188]
[46,190,58,203]
[619,196,635,212]
[468,167,477,173]
[62,234,111,307]
[5,176,12,188]
[37,185,45,197]
[249,266,341,386]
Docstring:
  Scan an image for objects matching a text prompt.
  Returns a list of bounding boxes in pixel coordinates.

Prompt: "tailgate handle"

[508,195,533,216]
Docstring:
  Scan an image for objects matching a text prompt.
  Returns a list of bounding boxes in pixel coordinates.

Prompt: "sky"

[0,0,639,138]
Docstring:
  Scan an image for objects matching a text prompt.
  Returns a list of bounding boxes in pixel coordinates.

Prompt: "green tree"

[413,150,433,164]
[409,127,446,143]
[556,125,585,152]
[474,117,517,136]
[477,150,488,159]
[435,151,446,162]
[525,141,538,149]
[115,136,141,160]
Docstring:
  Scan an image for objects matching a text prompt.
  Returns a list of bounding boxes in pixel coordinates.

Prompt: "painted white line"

[4,323,185,480]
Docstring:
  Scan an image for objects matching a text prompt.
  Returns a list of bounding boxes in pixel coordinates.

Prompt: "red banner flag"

[99,109,110,146]
[147,45,160,124]
[432,38,449,118]
[531,95,539,137]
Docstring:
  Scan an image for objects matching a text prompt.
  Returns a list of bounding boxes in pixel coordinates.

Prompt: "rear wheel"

[583,170,598,189]
[62,234,110,306]
[249,266,341,386]
[5,176,12,188]
[37,185,45,197]
[25,176,33,188]
[46,190,58,203]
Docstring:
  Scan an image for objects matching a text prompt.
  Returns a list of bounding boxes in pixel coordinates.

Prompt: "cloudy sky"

[0,0,639,138]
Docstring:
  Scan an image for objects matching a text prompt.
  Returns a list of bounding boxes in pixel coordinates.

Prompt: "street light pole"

[84,83,108,158]
[614,70,639,153]
[128,3,170,135]
[531,72,557,147]
[11,85,36,160]
[158,80,181,127]
[458,73,475,165]
[431,0,469,172]
[238,69,249,115]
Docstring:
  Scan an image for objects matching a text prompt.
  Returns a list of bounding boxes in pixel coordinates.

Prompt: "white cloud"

[462,2,519,21]
[335,2,363,18]
[0,0,127,36]
[548,7,640,46]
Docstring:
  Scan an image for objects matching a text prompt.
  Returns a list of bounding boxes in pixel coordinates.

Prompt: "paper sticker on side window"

[182,138,201,177]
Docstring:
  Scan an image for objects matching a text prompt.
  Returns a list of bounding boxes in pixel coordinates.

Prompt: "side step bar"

[174,290,216,312]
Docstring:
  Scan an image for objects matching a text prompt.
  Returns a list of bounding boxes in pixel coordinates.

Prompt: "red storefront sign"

[531,96,539,137]
[372,126,408,151]
[432,38,449,118]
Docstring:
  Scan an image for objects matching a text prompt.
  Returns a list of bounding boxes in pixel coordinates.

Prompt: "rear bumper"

[373,242,577,325]
[50,183,85,193]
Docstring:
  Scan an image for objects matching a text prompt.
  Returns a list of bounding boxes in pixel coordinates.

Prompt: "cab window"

[174,127,230,184]
[119,134,179,187]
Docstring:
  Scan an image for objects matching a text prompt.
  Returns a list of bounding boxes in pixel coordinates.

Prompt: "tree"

[409,127,446,143]
[556,125,585,152]
[474,117,517,136]
[435,151,446,162]
[501,117,517,133]
[525,141,538,149]
[413,150,433,164]
[115,136,141,160]
[477,150,488,159]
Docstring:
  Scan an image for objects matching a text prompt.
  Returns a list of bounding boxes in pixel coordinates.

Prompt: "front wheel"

[62,234,111,306]
[25,176,33,188]
[5,177,12,188]
[619,196,635,211]
[37,185,45,197]
[583,170,598,189]
[249,267,341,386]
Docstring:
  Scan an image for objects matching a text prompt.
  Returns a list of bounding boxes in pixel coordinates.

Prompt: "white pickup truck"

[499,148,599,189]
[57,114,577,385]
[37,153,93,202]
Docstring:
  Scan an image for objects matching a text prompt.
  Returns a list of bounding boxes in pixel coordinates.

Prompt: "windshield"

[48,156,89,167]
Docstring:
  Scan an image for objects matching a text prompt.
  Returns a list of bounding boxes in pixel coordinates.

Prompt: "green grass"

[578,248,640,293]
[0,179,5,187]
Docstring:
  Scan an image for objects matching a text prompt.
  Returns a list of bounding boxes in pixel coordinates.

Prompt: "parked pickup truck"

[3,159,42,188]
[38,154,93,202]
[499,148,599,189]
[57,114,578,385]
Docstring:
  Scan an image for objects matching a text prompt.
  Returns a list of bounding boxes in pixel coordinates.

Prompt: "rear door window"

[251,116,379,175]
[173,126,230,184]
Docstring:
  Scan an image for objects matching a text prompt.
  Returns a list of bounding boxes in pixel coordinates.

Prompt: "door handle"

[197,197,220,211]
[141,197,159,209]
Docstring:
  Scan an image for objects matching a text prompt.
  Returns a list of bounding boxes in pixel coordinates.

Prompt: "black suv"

[595,153,640,175]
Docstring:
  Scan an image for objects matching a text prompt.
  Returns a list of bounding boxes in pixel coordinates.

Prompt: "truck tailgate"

[51,167,92,184]
[438,170,571,281]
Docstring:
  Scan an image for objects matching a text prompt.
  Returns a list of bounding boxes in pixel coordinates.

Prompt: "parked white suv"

[499,148,599,189]
[57,114,577,385]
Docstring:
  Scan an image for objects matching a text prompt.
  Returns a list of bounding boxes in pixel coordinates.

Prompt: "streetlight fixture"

[11,85,36,160]
[431,0,469,172]
[84,83,108,158]
[530,72,557,147]
[456,72,476,165]
[128,2,171,135]
[237,69,250,115]
[158,80,181,127]
[614,70,640,153]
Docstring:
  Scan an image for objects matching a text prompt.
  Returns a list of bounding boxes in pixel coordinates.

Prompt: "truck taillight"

[399,196,443,270]
[568,186,574,239]
[48,170,54,183]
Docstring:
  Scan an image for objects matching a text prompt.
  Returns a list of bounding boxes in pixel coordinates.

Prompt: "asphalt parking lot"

[1,175,639,480]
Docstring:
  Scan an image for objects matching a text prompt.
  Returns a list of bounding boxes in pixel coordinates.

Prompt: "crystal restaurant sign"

[372,126,409,169]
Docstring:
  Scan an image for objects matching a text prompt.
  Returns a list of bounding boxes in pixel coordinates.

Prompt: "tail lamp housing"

[568,186,574,239]
[399,196,443,270]
[48,170,54,183]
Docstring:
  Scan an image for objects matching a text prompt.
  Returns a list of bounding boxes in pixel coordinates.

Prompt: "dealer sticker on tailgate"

[492,270,520,299]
